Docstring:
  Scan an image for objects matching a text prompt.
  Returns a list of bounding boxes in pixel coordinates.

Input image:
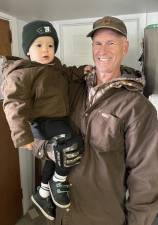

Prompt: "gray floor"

[15,207,54,225]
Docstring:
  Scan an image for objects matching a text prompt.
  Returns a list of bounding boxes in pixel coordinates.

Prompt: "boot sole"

[48,183,71,208]
[31,195,55,221]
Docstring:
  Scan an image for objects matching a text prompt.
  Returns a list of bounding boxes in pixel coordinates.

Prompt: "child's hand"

[84,65,93,75]
[21,142,34,150]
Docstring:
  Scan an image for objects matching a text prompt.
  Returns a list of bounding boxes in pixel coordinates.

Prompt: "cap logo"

[36,26,51,34]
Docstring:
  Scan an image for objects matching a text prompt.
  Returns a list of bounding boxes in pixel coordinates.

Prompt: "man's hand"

[84,65,94,75]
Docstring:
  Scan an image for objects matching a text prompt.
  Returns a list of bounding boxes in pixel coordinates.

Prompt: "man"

[54,16,158,225]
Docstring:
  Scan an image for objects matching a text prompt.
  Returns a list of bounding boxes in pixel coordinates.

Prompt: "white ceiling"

[0,0,158,21]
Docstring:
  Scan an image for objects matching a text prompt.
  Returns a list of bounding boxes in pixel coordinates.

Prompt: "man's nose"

[100,44,109,52]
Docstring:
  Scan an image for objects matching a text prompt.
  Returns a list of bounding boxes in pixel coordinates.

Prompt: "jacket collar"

[86,65,145,93]
[86,65,145,107]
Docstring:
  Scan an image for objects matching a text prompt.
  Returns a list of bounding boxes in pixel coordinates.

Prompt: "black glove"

[46,133,84,168]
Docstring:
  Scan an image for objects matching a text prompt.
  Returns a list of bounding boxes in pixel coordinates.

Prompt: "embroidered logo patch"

[36,26,51,34]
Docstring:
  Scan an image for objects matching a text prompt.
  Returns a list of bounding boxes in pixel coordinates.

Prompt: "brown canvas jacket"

[55,66,158,225]
[1,56,85,148]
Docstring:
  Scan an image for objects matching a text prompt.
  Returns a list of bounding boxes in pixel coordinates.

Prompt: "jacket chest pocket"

[89,110,124,153]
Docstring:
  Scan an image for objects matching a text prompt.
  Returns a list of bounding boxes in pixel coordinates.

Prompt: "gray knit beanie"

[22,20,59,55]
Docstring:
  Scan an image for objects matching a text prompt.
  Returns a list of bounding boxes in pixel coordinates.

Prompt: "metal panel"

[144,27,158,97]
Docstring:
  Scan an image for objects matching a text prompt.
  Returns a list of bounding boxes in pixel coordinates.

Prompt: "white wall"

[146,12,158,25]
[16,19,26,58]
[150,95,158,113]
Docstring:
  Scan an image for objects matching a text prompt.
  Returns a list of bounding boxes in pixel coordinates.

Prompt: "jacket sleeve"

[125,100,158,225]
[1,68,34,148]
[62,64,86,82]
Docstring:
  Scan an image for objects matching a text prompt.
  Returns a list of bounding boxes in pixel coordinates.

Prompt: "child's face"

[27,36,55,64]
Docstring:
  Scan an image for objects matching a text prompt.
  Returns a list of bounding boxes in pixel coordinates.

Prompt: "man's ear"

[123,39,129,56]
[27,52,30,56]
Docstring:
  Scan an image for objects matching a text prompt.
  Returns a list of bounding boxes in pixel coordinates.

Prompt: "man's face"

[27,36,55,64]
[92,29,129,82]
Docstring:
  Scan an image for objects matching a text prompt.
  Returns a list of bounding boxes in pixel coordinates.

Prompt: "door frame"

[0,11,19,56]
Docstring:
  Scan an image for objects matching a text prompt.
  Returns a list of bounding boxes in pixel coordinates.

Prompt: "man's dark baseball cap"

[87,16,127,37]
